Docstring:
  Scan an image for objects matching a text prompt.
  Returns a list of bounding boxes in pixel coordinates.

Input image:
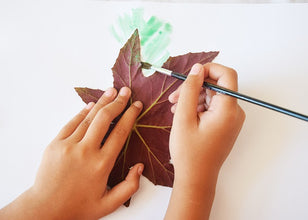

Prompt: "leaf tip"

[74,87,104,104]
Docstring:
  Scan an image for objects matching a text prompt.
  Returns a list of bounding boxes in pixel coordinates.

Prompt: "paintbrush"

[141,61,308,122]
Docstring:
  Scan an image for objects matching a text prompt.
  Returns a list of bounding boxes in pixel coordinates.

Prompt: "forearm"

[0,189,34,220]
[0,188,56,220]
[165,167,220,220]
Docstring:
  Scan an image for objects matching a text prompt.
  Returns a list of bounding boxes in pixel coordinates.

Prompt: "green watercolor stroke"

[110,8,172,76]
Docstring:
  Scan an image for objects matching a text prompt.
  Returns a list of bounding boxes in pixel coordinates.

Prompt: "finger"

[56,102,95,140]
[81,88,135,148]
[173,63,204,127]
[197,104,207,112]
[101,164,143,214]
[175,103,207,113]
[205,88,215,106]
[198,89,207,105]
[170,103,177,114]
[169,84,203,105]
[203,63,238,91]
[172,89,206,114]
[168,85,181,104]
[70,87,118,142]
[100,101,143,163]
[203,63,238,108]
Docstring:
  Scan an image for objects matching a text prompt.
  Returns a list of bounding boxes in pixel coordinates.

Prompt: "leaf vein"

[135,128,173,176]
[137,124,171,130]
[137,78,178,121]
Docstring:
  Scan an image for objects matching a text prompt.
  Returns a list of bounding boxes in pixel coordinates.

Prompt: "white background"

[0,1,308,220]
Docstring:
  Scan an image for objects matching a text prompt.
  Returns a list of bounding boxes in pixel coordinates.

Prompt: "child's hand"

[0,87,144,220]
[165,63,245,220]
[169,63,245,178]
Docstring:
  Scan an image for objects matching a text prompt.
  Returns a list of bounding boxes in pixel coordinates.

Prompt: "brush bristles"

[140,61,152,70]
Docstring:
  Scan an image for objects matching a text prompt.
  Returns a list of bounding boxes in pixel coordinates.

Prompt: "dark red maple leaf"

[75,30,218,193]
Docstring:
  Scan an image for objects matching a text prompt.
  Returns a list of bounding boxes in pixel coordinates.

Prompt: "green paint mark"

[110,8,172,76]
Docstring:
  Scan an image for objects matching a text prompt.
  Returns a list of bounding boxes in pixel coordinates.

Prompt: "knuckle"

[80,107,89,116]
[98,92,115,105]
[60,142,74,156]
[114,96,128,107]
[96,160,109,173]
[77,146,90,160]
[93,102,106,112]
[100,107,114,120]
[228,68,238,80]
[81,116,92,128]
[77,110,88,120]
[71,141,91,160]
[128,103,142,115]
[114,125,129,138]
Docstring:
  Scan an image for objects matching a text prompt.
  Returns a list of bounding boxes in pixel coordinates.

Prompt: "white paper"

[0,1,307,219]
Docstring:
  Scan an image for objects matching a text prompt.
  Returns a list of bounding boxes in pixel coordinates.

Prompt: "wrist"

[173,158,221,186]
[166,166,220,220]
[0,187,59,220]
[173,167,219,192]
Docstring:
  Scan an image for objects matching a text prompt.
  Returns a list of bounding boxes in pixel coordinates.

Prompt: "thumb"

[174,63,204,126]
[101,163,144,213]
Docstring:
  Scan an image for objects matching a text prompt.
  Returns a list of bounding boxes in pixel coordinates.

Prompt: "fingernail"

[138,164,144,175]
[119,87,130,96]
[104,88,115,97]
[168,93,175,103]
[171,104,176,113]
[189,63,202,75]
[133,101,143,109]
[85,102,95,110]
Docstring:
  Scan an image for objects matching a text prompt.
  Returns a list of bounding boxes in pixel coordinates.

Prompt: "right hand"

[168,63,245,184]
[165,63,245,220]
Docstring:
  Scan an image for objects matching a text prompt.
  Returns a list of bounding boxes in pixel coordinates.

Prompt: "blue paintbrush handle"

[171,72,308,122]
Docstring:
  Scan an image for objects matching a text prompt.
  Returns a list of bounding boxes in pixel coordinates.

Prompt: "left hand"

[23,87,143,219]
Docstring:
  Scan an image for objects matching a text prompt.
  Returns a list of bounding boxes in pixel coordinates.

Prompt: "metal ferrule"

[151,66,172,76]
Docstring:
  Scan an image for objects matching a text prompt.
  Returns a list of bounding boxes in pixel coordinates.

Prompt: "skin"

[0,63,245,220]
[0,87,144,220]
[165,63,245,220]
